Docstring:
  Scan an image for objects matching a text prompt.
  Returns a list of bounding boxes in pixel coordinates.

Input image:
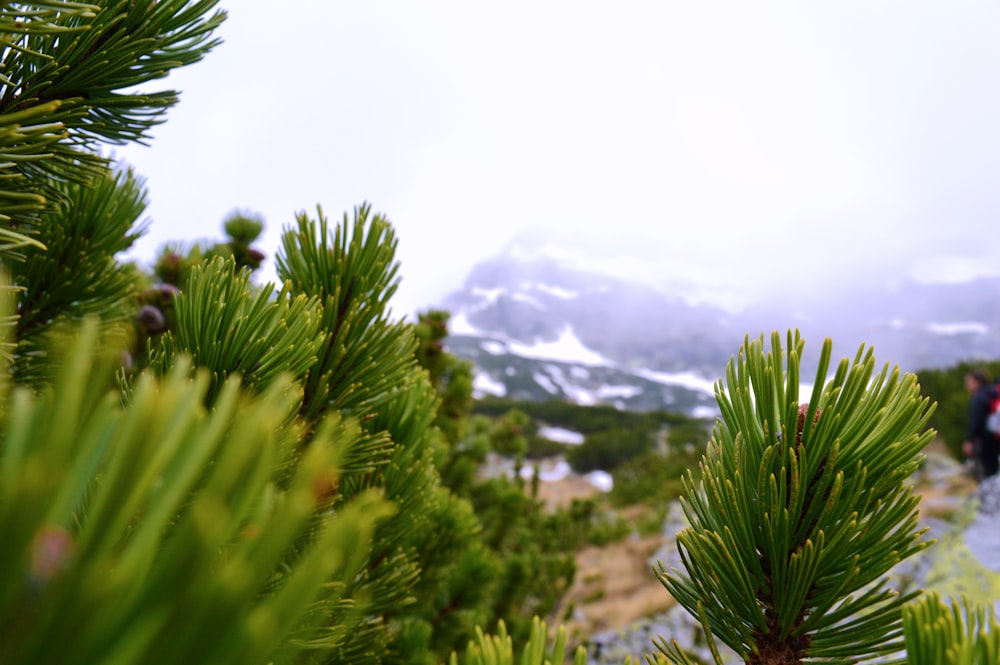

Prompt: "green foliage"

[0,5,492,663]
[0,319,392,665]
[610,450,699,507]
[221,209,266,272]
[0,1,225,250]
[11,166,146,383]
[579,505,632,546]
[467,476,577,635]
[902,593,1000,665]
[665,419,711,451]
[0,3,589,665]
[476,397,703,472]
[524,434,568,459]
[475,397,686,435]
[413,313,593,647]
[607,418,708,507]
[129,205,484,664]
[434,414,490,495]
[415,310,475,446]
[566,427,655,473]
[415,313,603,647]
[271,206,496,664]
[489,409,530,458]
[151,210,268,288]
[148,255,323,404]
[416,310,454,387]
[448,617,590,665]
[656,331,937,664]
[277,204,414,421]
[447,616,674,665]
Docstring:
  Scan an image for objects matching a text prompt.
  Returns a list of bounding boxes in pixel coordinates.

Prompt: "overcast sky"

[117,1,1000,317]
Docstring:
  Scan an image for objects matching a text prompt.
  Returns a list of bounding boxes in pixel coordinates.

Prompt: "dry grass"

[534,474,675,643]
[558,527,674,645]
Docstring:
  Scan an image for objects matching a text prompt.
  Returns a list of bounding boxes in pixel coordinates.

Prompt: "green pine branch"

[11,164,145,383]
[0,317,393,665]
[2,1,225,146]
[151,254,325,406]
[0,1,225,253]
[277,204,415,424]
[655,331,936,665]
[448,617,591,665]
[903,593,1000,665]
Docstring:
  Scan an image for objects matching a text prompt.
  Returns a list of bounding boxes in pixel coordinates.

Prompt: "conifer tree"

[275,206,488,663]
[0,4,407,664]
[652,331,991,664]
[1,0,225,375]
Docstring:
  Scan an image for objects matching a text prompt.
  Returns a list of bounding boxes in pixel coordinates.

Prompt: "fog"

[118,2,1000,318]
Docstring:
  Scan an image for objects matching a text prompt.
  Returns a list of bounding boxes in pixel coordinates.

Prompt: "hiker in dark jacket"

[962,369,999,481]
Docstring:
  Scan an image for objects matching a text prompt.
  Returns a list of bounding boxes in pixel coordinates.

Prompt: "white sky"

[117,1,1000,317]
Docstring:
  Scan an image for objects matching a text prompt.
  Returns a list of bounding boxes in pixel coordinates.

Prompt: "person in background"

[962,369,999,481]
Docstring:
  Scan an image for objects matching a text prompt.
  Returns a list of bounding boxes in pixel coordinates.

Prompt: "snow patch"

[585,470,614,492]
[519,458,572,482]
[473,371,506,397]
[449,311,481,335]
[596,384,643,399]
[481,340,507,355]
[470,286,506,306]
[533,371,560,395]
[635,368,716,396]
[542,365,599,406]
[691,405,720,420]
[538,426,585,445]
[507,326,609,366]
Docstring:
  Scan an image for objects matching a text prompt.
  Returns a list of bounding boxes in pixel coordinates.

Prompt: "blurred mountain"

[438,245,1000,417]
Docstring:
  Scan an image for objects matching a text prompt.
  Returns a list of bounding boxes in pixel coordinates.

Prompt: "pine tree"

[652,331,999,664]
[0,3,394,663]
[0,5,518,663]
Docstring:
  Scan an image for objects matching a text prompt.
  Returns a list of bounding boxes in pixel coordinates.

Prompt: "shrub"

[566,428,655,473]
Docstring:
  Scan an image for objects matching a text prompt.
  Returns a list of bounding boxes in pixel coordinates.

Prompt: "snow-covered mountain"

[439,246,1000,417]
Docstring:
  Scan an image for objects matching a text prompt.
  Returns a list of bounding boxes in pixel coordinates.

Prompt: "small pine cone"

[796,403,821,446]
[138,305,165,333]
[246,247,265,267]
[158,283,179,299]
[29,525,75,584]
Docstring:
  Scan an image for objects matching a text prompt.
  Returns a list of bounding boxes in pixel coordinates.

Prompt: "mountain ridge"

[438,249,1000,417]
